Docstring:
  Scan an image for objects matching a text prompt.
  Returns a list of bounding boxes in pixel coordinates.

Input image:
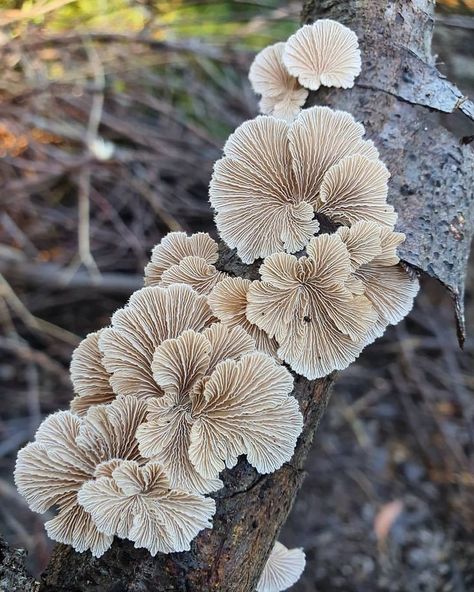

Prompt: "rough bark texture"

[3,2,473,591]
[303,0,474,343]
[0,536,38,592]
[38,244,334,592]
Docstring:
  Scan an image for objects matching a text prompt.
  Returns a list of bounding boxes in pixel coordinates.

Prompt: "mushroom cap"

[210,105,384,264]
[249,42,295,99]
[208,276,279,357]
[246,233,378,379]
[337,222,419,339]
[14,396,148,557]
[78,460,216,556]
[258,89,309,123]
[70,329,115,415]
[99,283,213,400]
[160,255,226,295]
[137,327,302,491]
[283,19,361,91]
[136,323,256,493]
[257,541,306,592]
[318,154,396,227]
[144,232,218,286]
[249,42,308,122]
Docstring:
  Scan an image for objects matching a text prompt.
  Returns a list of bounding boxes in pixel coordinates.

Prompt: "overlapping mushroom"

[144,231,226,295]
[249,19,361,121]
[16,280,303,555]
[210,105,392,264]
[249,42,308,122]
[14,396,215,557]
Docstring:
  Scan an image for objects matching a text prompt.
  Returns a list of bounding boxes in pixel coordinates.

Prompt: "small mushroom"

[136,326,302,492]
[144,232,219,287]
[208,276,279,357]
[246,233,378,379]
[337,221,419,339]
[249,42,308,122]
[160,255,227,295]
[99,284,213,400]
[256,541,306,592]
[283,19,361,91]
[70,329,115,415]
[14,396,149,557]
[78,460,215,556]
[210,106,386,264]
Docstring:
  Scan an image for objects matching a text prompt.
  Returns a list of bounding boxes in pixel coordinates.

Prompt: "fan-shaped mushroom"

[249,42,308,122]
[283,19,361,91]
[209,106,392,264]
[257,541,306,592]
[136,326,302,492]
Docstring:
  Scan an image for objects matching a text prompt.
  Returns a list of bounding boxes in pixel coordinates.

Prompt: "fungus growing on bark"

[208,276,279,356]
[14,396,148,557]
[283,20,361,91]
[136,325,302,493]
[160,255,227,295]
[247,233,377,379]
[248,42,308,121]
[78,460,215,556]
[99,284,213,400]
[256,541,306,592]
[70,329,115,415]
[337,221,419,338]
[210,106,391,263]
[318,154,395,227]
[144,232,219,287]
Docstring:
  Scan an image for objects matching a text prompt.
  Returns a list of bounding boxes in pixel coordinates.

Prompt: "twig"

[67,40,105,280]
[0,259,143,294]
[0,273,80,346]
[0,336,69,382]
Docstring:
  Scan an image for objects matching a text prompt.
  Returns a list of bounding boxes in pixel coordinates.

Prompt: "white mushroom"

[257,541,306,592]
[247,233,378,379]
[78,460,215,556]
[144,232,219,286]
[337,221,419,339]
[136,326,302,491]
[209,106,390,264]
[99,284,213,400]
[208,276,279,357]
[283,20,361,91]
[249,42,308,122]
[70,329,115,415]
[14,396,148,557]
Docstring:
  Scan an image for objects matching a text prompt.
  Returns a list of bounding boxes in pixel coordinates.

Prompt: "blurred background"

[0,1,473,590]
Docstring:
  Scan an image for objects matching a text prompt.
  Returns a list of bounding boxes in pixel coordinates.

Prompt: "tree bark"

[4,2,473,591]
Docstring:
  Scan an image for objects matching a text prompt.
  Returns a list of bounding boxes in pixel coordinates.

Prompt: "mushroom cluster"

[15,17,420,591]
[15,279,303,558]
[249,19,361,121]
